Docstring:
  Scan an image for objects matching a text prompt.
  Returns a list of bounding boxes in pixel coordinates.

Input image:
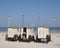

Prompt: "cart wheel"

[46,35,50,43]
[31,36,34,41]
[48,35,51,41]
[28,35,32,41]
[18,34,21,41]
[5,34,8,41]
[14,35,18,41]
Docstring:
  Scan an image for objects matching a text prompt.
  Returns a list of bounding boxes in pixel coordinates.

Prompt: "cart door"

[23,27,27,40]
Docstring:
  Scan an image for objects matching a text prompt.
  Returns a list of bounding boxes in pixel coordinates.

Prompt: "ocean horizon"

[0,27,60,33]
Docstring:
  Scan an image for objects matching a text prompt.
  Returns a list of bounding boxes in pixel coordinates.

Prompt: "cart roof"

[20,26,34,29]
[8,26,19,28]
[38,26,49,28]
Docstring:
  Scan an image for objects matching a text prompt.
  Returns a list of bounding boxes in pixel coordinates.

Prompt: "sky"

[0,0,60,27]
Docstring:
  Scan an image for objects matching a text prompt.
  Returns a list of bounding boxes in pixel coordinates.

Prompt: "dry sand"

[0,32,60,48]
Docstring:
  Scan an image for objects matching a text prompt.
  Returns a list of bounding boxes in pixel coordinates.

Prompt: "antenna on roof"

[8,16,11,27]
[22,15,24,27]
[31,24,34,27]
[37,12,40,26]
[52,17,56,32]
[52,17,56,23]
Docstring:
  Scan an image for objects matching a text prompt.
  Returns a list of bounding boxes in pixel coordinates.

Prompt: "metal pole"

[38,12,40,27]
[8,16,11,27]
[52,17,56,48]
[22,15,24,27]
[52,17,56,32]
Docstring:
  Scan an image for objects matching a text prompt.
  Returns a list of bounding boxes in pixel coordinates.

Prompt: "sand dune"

[0,32,60,48]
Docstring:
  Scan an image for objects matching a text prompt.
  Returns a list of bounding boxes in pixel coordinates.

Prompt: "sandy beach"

[0,32,60,48]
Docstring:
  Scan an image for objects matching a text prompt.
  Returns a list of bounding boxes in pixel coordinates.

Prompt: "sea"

[0,27,60,33]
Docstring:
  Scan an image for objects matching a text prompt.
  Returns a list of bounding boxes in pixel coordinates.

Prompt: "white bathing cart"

[5,27,20,41]
[19,27,34,42]
[36,26,51,43]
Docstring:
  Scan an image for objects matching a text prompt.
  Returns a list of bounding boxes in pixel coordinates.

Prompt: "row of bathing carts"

[5,26,51,43]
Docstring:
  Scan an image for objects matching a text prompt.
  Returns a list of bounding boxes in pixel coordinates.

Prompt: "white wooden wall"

[38,27,49,38]
[8,28,20,37]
